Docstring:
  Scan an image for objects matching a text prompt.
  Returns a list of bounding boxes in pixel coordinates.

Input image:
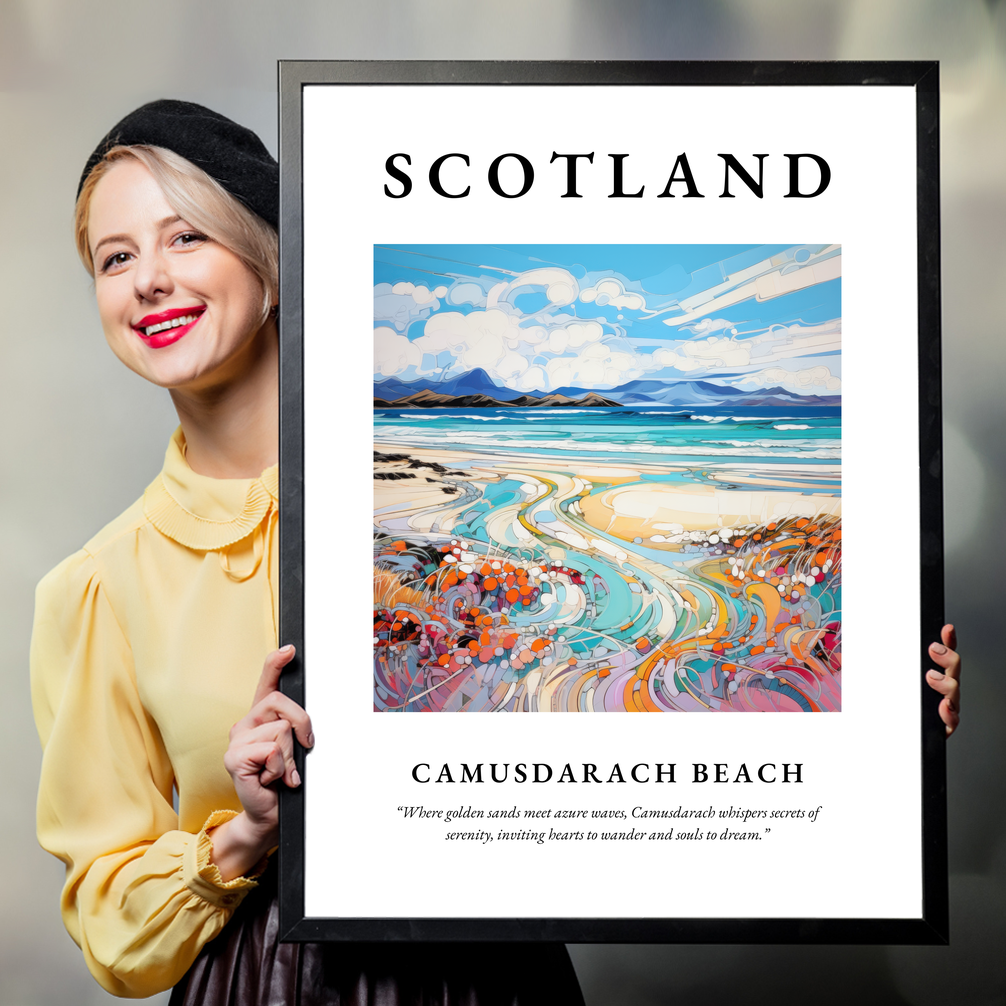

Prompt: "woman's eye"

[101,251,132,272]
[173,231,208,248]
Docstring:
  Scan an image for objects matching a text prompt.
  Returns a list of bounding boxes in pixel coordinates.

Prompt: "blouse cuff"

[182,810,269,909]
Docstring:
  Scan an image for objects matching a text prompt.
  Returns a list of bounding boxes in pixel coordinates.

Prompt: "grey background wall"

[1,2,1002,1003]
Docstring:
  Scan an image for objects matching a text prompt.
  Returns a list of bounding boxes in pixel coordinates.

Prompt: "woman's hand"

[209,645,314,881]
[926,624,960,737]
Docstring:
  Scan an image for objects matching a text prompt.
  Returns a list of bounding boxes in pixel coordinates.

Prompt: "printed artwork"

[373,245,841,712]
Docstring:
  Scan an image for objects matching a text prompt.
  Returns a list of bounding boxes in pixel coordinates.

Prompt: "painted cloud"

[373,244,841,396]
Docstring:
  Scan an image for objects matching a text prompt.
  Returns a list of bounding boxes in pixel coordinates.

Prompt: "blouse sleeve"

[31,549,262,998]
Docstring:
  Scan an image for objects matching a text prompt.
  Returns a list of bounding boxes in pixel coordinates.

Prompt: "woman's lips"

[133,307,205,349]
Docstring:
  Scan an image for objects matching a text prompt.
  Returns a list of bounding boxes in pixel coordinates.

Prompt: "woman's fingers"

[928,642,960,680]
[224,645,312,807]
[219,647,309,844]
[240,644,314,749]
[255,691,313,749]
[941,623,958,652]
[252,644,296,707]
[230,719,301,788]
[259,742,289,787]
[925,667,959,704]
[926,669,960,736]
[232,689,314,750]
[224,738,287,788]
[940,697,960,736]
[927,623,960,737]
[924,676,960,736]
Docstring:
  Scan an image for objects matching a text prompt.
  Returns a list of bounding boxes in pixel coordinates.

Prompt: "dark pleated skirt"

[169,869,585,1006]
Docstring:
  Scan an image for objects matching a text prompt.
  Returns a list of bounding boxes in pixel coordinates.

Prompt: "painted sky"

[374,244,841,396]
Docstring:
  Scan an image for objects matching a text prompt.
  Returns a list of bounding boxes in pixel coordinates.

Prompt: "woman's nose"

[133,249,173,302]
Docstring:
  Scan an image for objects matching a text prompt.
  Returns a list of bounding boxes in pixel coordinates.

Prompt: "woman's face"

[87,158,269,392]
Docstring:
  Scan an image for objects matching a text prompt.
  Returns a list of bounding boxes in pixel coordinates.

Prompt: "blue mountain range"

[374,368,840,409]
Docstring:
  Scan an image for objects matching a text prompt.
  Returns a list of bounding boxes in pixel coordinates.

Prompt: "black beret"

[78,99,278,228]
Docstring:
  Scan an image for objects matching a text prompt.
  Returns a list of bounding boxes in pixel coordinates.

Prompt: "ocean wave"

[688,415,777,423]
[707,439,822,449]
[375,429,841,459]
[775,424,811,430]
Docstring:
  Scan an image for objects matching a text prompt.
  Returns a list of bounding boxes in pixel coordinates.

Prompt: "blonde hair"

[75,145,278,322]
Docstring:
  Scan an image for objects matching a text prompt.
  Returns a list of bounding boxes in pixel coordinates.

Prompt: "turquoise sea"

[373,407,841,493]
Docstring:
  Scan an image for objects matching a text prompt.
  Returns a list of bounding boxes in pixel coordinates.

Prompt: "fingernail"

[307,732,315,748]
[280,644,295,654]
[292,768,301,787]
[931,643,947,654]
[928,669,944,679]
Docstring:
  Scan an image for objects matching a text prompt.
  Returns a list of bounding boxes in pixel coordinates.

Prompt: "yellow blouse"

[31,429,279,998]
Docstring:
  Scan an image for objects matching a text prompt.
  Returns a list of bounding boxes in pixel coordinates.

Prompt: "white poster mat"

[301,84,919,920]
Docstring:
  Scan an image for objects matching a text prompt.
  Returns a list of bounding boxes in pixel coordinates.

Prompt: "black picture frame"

[277,60,945,944]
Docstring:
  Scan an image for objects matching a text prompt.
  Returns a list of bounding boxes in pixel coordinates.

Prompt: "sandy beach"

[375,443,841,547]
[373,438,841,714]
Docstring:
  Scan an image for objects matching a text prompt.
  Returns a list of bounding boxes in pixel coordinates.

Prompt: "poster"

[279,62,945,942]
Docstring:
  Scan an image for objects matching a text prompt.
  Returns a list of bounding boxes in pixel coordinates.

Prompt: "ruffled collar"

[143,428,278,551]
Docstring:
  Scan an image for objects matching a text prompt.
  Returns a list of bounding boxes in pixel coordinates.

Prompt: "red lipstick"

[132,306,205,349]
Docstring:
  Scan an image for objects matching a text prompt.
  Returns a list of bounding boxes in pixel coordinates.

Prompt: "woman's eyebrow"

[92,216,185,257]
[92,232,133,256]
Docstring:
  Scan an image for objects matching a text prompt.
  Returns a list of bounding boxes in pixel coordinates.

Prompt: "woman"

[31,100,586,1003]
